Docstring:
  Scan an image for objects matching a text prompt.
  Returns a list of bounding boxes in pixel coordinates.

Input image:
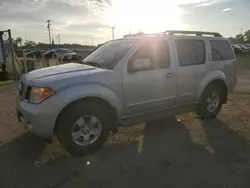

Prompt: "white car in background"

[43,48,78,61]
[243,44,250,51]
[238,44,250,53]
[234,44,248,53]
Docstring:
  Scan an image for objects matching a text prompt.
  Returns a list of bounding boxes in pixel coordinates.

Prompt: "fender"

[55,82,123,119]
[197,70,226,99]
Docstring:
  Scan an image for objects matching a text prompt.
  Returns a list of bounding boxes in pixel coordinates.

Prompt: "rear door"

[174,38,208,104]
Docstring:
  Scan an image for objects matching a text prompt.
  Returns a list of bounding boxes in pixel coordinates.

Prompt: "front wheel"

[56,102,111,156]
[197,85,224,119]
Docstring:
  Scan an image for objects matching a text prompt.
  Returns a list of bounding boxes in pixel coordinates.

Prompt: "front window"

[82,40,134,70]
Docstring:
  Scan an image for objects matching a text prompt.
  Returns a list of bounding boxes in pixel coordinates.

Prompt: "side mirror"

[129,58,151,73]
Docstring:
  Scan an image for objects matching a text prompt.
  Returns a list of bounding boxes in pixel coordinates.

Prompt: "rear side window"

[210,40,234,61]
[176,40,205,66]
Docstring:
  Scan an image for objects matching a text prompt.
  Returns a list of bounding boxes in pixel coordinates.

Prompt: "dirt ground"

[1,57,250,188]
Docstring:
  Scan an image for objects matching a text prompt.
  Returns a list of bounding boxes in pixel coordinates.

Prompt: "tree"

[234,34,245,44]
[23,40,37,50]
[228,37,236,44]
[15,37,23,47]
[244,30,250,42]
[235,34,244,41]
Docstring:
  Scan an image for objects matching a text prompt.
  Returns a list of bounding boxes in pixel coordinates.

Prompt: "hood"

[25,63,96,80]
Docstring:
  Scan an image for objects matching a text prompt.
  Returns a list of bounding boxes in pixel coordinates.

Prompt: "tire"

[197,84,224,119]
[56,102,111,156]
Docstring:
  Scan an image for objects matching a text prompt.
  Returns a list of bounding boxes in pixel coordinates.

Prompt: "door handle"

[165,72,173,78]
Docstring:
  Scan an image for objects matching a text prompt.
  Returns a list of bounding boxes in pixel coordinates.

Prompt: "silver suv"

[16,30,237,156]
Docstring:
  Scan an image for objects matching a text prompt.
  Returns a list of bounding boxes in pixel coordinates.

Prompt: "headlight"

[29,87,55,104]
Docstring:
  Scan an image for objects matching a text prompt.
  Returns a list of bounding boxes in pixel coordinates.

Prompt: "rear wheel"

[197,84,224,119]
[56,102,111,156]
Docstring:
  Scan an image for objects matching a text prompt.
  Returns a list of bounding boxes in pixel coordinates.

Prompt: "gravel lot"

[1,57,250,188]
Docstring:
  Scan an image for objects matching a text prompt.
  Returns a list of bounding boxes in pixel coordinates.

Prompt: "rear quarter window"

[210,40,235,61]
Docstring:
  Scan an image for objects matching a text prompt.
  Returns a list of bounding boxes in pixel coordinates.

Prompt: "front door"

[122,39,177,116]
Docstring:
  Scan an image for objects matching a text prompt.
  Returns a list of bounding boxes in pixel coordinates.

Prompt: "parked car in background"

[242,44,250,52]
[74,49,94,61]
[232,45,244,54]
[233,44,248,53]
[245,44,250,48]
[16,30,237,156]
[43,48,78,61]
[238,44,249,53]
[232,45,243,54]
[26,50,46,59]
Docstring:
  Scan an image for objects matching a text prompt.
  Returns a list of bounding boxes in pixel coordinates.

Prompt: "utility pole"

[47,20,51,44]
[58,34,60,45]
[92,37,94,46]
[111,26,115,40]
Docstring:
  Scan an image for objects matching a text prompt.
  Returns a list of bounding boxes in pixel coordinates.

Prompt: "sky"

[0,0,249,45]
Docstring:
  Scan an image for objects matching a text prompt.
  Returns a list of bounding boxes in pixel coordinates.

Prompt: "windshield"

[83,40,134,70]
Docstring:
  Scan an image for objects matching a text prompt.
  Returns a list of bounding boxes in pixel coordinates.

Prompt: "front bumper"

[16,94,64,140]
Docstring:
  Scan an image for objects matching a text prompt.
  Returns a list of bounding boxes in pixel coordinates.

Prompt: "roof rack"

[164,30,222,37]
[123,32,164,38]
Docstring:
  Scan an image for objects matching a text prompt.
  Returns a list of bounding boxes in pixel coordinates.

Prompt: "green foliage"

[229,29,250,44]
[244,30,250,42]
[235,34,244,41]
[23,40,37,50]
[15,37,23,47]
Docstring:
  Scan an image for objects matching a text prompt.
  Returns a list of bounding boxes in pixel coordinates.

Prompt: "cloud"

[179,0,228,8]
[222,8,232,12]
[0,0,112,43]
[0,0,232,44]
[195,0,227,7]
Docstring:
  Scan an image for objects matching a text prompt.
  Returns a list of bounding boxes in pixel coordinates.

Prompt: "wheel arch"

[54,96,118,135]
[201,79,228,104]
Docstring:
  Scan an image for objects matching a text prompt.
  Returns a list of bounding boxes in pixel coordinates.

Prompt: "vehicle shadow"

[1,118,250,188]
[0,132,46,187]
[202,119,250,163]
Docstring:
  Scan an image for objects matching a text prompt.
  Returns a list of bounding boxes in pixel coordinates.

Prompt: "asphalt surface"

[1,117,250,188]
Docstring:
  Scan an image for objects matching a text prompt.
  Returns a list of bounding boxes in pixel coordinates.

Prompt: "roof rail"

[123,32,164,38]
[164,30,222,37]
